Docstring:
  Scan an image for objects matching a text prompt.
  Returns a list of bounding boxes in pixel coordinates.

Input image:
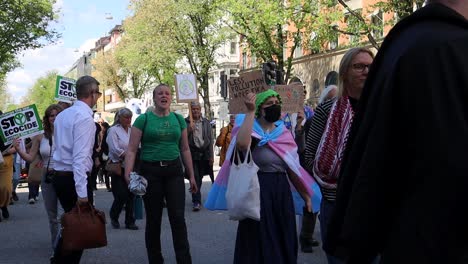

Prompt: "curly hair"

[43,104,63,140]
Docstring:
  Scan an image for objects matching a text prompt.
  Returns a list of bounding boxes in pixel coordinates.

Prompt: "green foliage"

[221,0,342,82]
[0,0,60,75]
[374,0,425,21]
[92,51,127,98]
[121,0,230,118]
[335,0,426,49]
[21,71,58,115]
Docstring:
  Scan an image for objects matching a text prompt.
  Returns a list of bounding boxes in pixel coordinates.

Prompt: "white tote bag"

[225,146,260,221]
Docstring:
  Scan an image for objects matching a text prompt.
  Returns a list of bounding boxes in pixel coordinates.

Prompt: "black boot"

[12,191,18,201]
[300,207,317,253]
[1,207,9,219]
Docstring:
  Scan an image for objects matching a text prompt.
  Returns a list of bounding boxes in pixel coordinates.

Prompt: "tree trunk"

[199,74,212,120]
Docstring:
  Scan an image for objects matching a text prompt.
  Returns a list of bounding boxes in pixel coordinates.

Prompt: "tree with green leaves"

[333,0,426,50]
[123,0,231,119]
[92,47,160,100]
[117,12,179,88]
[0,0,59,77]
[92,50,126,98]
[374,0,425,19]
[21,71,58,115]
[223,0,428,84]
[221,0,342,83]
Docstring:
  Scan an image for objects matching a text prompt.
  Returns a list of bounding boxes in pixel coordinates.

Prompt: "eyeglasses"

[92,90,103,98]
[352,63,371,72]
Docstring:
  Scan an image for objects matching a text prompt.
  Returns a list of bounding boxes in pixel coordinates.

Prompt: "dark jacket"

[185,117,213,161]
[327,4,468,264]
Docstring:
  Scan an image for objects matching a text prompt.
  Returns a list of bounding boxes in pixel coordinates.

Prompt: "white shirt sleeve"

[72,115,96,198]
[107,126,125,162]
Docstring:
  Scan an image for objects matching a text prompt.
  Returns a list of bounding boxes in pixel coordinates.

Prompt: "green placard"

[55,75,77,103]
[0,104,44,144]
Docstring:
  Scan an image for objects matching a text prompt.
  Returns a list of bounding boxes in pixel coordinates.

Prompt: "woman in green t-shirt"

[124,83,198,263]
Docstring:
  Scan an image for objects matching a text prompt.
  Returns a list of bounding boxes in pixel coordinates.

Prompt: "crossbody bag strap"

[46,136,52,171]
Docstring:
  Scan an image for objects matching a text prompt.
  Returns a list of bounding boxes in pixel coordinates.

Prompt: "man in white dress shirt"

[52,75,101,264]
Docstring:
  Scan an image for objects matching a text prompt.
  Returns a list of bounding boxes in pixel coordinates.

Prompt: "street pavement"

[0,163,327,264]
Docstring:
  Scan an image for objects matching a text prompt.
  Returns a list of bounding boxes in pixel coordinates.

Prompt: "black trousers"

[191,159,211,205]
[89,164,99,190]
[141,161,192,264]
[52,172,91,264]
[110,170,135,226]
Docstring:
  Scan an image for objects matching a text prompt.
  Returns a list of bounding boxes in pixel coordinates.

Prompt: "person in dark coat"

[185,101,213,212]
[326,1,468,263]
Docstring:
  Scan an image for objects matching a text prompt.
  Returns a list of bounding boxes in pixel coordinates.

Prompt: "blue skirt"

[233,171,297,264]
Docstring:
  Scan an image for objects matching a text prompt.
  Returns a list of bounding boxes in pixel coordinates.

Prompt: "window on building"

[371,11,384,38]
[251,54,257,68]
[230,41,237,55]
[329,33,338,50]
[312,79,320,101]
[325,71,339,86]
[294,34,303,58]
[229,69,237,77]
[288,77,302,85]
[345,9,362,44]
[242,52,247,70]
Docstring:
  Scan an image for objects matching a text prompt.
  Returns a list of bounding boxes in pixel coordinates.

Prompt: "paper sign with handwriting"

[274,84,305,114]
[228,70,268,114]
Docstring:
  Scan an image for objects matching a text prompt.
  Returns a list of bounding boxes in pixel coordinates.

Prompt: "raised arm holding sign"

[228,70,268,114]
[0,105,44,145]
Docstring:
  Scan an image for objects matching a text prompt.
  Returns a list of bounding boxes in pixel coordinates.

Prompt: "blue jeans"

[319,199,345,264]
[12,154,20,191]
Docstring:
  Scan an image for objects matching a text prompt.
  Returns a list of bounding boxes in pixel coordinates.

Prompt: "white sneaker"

[28,198,35,204]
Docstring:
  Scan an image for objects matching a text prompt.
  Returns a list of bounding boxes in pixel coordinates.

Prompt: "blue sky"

[6,0,131,103]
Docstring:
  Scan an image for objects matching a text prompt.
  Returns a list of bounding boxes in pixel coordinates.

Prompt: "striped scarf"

[313,96,354,190]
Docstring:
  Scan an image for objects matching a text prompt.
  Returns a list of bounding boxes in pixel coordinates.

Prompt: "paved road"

[1,178,326,264]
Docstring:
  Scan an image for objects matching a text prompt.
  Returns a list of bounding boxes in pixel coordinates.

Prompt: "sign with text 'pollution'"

[0,104,43,144]
[55,75,77,103]
[228,70,268,114]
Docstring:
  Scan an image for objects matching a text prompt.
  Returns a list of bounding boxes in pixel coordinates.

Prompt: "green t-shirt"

[133,112,187,161]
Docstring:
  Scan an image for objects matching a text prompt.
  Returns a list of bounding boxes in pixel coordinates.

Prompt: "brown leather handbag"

[105,160,122,176]
[61,203,107,251]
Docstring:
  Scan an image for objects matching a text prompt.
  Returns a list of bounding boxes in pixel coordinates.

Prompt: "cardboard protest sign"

[0,104,43,145]
[175,74,198,103]
[228,70,268,114]
[274,84,305,114]
[55,75,77,103]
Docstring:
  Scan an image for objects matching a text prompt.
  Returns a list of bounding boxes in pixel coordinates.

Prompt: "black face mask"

[262,104,282,123]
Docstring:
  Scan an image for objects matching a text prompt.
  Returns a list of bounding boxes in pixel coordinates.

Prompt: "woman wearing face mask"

[205,89,321,264]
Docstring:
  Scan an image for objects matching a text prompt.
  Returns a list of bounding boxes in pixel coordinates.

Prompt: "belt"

[54,171,73,177]
[143,159,179,167]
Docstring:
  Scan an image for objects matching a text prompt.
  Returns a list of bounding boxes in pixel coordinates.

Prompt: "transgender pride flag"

[205,115,322,215]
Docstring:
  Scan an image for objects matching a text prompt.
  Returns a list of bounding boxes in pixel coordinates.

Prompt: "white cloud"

[77,38,97,54]
[6,38,97,104]
[54,0,64,9]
